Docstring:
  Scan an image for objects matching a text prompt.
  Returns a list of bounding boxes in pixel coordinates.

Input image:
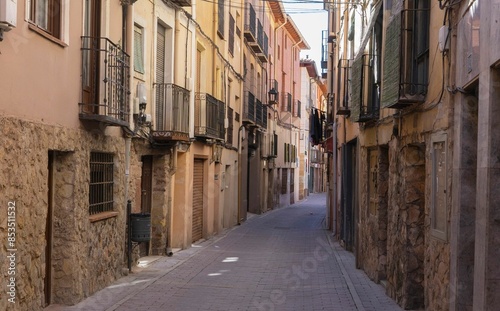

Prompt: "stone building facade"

[326,0,457,309]
[326,0,500,309]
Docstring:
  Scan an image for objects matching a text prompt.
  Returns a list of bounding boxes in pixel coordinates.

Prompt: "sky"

[283,0,328,73]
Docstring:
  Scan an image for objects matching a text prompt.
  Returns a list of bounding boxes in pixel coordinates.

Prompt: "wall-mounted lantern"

[268,88,278,106]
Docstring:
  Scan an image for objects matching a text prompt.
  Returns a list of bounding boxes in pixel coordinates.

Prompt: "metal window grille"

[89,152,114,215]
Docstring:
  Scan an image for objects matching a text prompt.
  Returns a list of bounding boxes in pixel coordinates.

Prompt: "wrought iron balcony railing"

[194,93,225,140]
[336,59,352,115]
[359,54,380,122]
[281,92,292,113]
[243,91,256,124]
[293,100,302,118]
[244,3,256,42]
[152,83,190,142]
[79,36,130,127]
[256,99,265,128]
[257,32,269,63]
[310,149,323,164]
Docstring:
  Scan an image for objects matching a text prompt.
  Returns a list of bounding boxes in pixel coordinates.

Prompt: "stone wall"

[359,146,389,284]
[385,139,426,310]
[0,116,128,310]
[128,141,173,257]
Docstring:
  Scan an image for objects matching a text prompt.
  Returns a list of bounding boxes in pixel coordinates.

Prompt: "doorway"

[82,0,101,112]
[140,156,153,257]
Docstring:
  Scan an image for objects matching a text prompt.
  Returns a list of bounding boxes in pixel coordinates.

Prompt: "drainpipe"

[237,125,246,224]
[333,120,338,236]
[122,0,134,271]
[190,0,196,138]
[273,16,287,82]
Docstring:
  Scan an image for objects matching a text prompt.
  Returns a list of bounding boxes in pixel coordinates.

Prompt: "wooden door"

[82,0,101,112]
[192,159,204,242]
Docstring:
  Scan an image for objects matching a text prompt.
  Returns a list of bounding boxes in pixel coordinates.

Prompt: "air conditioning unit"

[0,0,17,28]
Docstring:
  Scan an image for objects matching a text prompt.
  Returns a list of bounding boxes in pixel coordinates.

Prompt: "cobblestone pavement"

[48,193,402,311]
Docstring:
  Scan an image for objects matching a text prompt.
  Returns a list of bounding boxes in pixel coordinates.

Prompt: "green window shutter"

[350,56,363,122]
[381,14,401,108]
[134,25,145,74]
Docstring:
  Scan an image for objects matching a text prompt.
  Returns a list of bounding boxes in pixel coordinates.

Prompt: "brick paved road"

[52,193,402,311]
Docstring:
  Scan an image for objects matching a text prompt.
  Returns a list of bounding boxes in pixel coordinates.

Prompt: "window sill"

[28,24,67,48]
[90,211,119,223]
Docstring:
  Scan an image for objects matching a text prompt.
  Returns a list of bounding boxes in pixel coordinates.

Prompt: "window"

[381,0,429,108]
[431,133,448,240]
[89,152,114,215]
[236,11,241,38]
[134,24,145,74]
[281,169,288,194]
[351,4,383,122]
[336,59,352,114]
[29,0,61,38]
[217,0,225,38]
[229,14,235,56]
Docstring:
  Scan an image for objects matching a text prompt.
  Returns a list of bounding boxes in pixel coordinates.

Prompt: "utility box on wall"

[0,0,17,27]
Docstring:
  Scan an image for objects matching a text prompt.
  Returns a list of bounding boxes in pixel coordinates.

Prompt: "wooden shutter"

[381,13,401,108]
[134,25,145,73]
[155,24,166,130]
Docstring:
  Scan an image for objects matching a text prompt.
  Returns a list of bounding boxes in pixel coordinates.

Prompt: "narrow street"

[55,193,401,311]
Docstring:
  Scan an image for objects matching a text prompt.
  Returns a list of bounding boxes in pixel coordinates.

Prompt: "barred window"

[89,152,114,215]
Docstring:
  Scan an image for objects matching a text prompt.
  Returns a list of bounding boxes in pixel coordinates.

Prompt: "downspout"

[122,1,133,272]
[290,40,302,204]
[212,0,217,95]
[237,124,246,224]
[333,120,338,236]
[190,0,196,138]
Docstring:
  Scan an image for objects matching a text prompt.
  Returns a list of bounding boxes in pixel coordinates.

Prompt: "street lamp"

[268,88,278,106]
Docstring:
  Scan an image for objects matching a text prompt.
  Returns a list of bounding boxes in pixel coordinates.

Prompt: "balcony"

[249,20,265,54]
[194,93,225,140]
[152,83,190,142]
[321,30,328,78]
[382,8,429,108]
[336,59,351,115]
[243,91,256,124]
[310,149,323,164]
[281,93,292,113]
[244,3,256,43]
[256,33,269,63]
[359,54,380,122]
[350,54,380,122]
[79,36,130,127]
[262,132,278,159]
[293,100,301,118]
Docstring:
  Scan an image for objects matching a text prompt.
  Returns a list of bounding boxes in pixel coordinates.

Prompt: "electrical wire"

[199,0,328,14]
